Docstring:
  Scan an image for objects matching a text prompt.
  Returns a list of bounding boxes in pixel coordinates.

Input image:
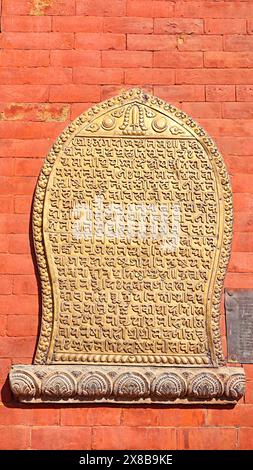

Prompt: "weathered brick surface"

[0,0,253,450]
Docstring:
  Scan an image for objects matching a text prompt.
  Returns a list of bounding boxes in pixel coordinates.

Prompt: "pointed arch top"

[9,88,245,404]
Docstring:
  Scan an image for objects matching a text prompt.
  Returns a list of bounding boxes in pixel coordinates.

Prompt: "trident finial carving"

[120,103,147,135]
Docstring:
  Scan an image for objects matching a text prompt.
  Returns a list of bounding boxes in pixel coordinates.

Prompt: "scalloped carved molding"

[9,365,245,404]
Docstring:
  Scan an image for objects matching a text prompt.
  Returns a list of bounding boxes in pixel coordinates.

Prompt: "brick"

[0,358,12,402]
[2,0,32,15]
[234,212,253,232]
[13,275,38,295]
[0,159,14,176]
[0,197,13,213]
[29,0,75,16]
[61,407,121,426]
[51,50,101,67]
[154,18,203,34]
[248,19,253,33]
[245,380,253,403]
[93,426,177,450]
[181,102,221,119]
[0,32,74,50]
[237,85,253,101]
[70,103,94,120]
[225,273,253,289]
[76,33,125,50]
[0,337,35,358]
[3,0,75,16]
[232,174,253,192]
[6,235,26,258]
[0,358,11,380]
[0,214,29,234]
[0,50,50,67]
[154,52,203,68]
[77,0,126,16]
[233,232,253,251]
[49,85,100,103]
[206,85,235,102]
[0,406,59,426]
[233,193,253,211]
[37,103,69,122]
[32,427,92,450]
[154,85,205,102]
[175,1,253,19]
[9,234,30,253]
[0,85,49,103]
[0,315,7,335]
[0,234,9,253]
[122,408,206,427]
[12,357,32,365]
[7,315,38,336]
[102,51,152,67]
[228,252,253,272]
[53,16,103,32]
[0,104,69,122]
[125,68,175,85]
[0,254,34,275]
[127,1,174,17]
[0,121,65,139]
[178,428,237,450]
[205,52,253,68]
[223,102,253,119]
[234,191,253,212]
[178,35,222,51]
[2,15,52,32]
[0,67,72,85]
[177,69,253,85]
[217,137,253,155]
[104,17,153,34]
[200,119,253,137]
[0,275,12,294]
[224,35,253,51]
[14,159,43,176]
[239,428,253,450]
[127,34,177,51]
[244,366,253,379]
[205,18,246,34]
[0,177,37,195]
[73,68,124,85]
[0,139,50,158]
[0,426,30,450]
[0,294,38,315]
[208,405,253,427]
[0,177,15,194]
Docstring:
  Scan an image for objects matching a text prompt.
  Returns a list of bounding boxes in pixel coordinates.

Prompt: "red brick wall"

[0,0,253,450]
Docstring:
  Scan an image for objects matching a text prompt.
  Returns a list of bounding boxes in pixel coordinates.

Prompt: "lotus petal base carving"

[9,365,245,404]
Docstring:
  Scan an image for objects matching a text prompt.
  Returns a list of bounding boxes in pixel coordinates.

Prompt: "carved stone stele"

[9,88,245,404]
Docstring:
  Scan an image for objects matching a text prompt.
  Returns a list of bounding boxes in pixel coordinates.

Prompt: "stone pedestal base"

[9,365,245,404]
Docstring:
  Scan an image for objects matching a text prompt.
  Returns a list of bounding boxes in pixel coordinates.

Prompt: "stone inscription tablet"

[9,89,245,404]
[47,137,215,365]
[226,289,253,363]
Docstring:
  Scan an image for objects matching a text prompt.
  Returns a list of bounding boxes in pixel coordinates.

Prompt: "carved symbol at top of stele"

[9,89,245,404]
